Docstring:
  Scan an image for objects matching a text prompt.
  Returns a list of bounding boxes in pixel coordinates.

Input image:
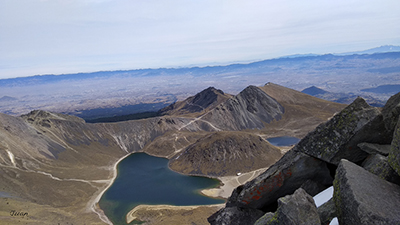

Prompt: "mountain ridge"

[0,83,346,224]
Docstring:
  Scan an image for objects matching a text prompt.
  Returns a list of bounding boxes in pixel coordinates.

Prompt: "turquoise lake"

[267,136,300,146]
[99,152,224,225]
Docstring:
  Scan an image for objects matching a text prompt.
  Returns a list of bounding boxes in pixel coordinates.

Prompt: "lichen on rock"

[255,188,320,225]
[389,118,400,176]
[294,97,381,164]
[334,159,400,225]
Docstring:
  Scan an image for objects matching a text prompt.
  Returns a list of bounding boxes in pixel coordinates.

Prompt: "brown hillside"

[258,83,346,138]
[169,131,282,177]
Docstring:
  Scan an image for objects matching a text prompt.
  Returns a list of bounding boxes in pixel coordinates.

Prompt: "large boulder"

[334,159,400,224]
[294,97,382,165]
[225,150,332,211]
[207,206,265,225]
[357,142,391,156]
[362,153,400,185]
[389,118,400,176]
[382,92,400,136]
[254,188,320,225]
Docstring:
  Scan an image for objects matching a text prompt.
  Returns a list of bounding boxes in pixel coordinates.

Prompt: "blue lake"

[267,136,300,146]
[99,152,224,225]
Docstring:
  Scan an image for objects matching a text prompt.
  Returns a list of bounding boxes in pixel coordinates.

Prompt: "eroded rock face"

[294,97,381,165]
[334,159,400,225]
[225,150,332,211]
[255,188,320,225]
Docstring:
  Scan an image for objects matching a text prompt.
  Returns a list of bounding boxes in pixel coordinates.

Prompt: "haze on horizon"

[1,0,400,79]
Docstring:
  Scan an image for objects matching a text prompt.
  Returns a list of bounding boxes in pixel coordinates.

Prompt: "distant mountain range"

[337,45,400,55]
[0,46,399,117]
[1,46,399,87]
[301,86,388,107]
[278,45,400,58]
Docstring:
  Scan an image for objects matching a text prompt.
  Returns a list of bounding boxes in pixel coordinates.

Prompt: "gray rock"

[294,97,382,165]
[358,142,391,156]
[255,188,320,225]
[389,118,400,176]
[254,212,275,225]
[334,159,400,225]
[362,153,400,185]
[207,206,265,225]
[382,92,400,136]
[317,199,336,225]
[226,150,332,211]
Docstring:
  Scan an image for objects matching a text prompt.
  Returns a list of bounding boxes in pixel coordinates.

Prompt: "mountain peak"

[158,87,231,116]
[301,86,329,96]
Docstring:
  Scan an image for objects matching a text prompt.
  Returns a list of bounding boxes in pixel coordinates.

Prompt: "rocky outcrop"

[389,118,400,176]
[224,150,332,211]
[210,92,400,225]
[208,206,265,225]
[202,86,285,130]
[168,131,282,176]
[382,92,400,135]
[254,188,320,225]
[334,159,400,225]
[293,97,381,165]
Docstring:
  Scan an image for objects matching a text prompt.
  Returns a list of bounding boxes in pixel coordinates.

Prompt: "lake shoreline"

[91,152,132,225]
[98,152,224,224]
[126,204,225,224]
[99,145,291,225]
[123,167,270,224]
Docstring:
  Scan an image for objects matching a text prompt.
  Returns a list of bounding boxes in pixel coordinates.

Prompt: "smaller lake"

[99,152,224,225]
[267,136,300,146]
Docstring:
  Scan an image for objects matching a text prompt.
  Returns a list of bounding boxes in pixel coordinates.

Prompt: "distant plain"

[0,49,399,119]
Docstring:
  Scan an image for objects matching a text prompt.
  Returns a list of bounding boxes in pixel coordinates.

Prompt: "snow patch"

[330,217,338,225]
[313,186,333,207]
[6,150,16,167]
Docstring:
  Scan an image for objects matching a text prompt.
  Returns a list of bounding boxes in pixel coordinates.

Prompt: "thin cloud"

[0,0,399,78]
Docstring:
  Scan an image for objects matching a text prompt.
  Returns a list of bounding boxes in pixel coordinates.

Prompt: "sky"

[1,0,399,79]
